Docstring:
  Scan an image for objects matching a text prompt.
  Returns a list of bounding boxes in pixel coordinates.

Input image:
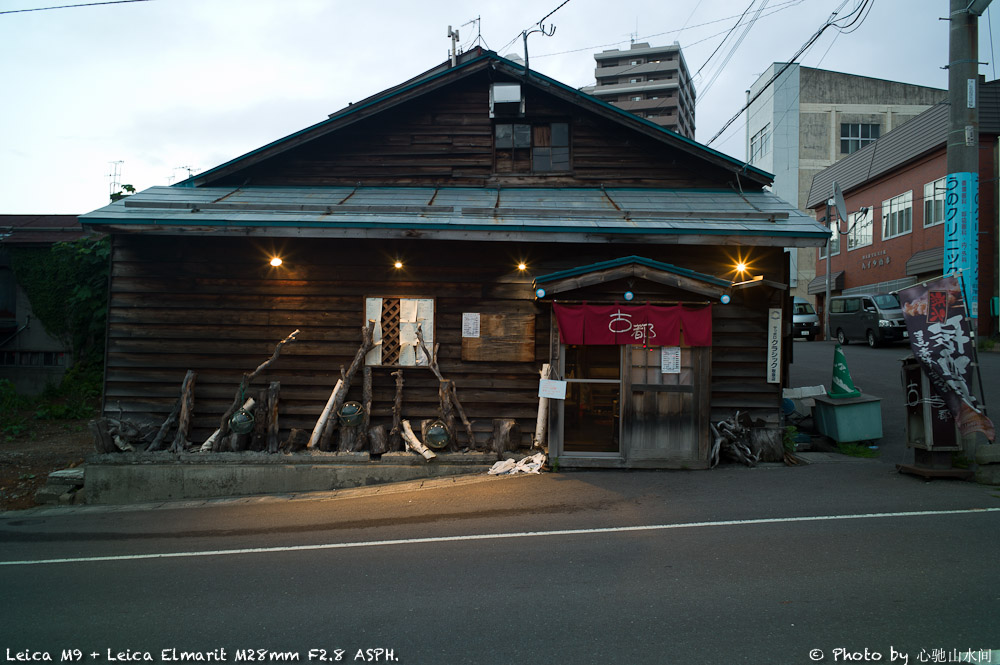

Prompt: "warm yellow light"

[394,261,403,269]
[270,257,283,267]
[517,262,527,271]
[735,261,747,274]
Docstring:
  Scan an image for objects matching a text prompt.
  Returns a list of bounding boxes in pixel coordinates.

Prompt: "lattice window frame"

[364,297,435,367]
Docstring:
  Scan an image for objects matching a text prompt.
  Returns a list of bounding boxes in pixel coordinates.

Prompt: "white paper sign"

[767,307,782,384]
[538,379,567,400]
[660,347,681,374]
[462,313,481,338]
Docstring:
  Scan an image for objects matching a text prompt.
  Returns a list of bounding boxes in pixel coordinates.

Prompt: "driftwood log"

[266,381,281,454]
[309,321,375,450]
[389,369,404,452]
[415,325,475,449]
[149,371,198,452]
[401,419,437,461]
[169,370,198,453]
[212,329,298,451]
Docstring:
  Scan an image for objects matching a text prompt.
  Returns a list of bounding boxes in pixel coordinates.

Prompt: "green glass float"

[229,407,255,435]
[424,420,451,450]
[338,401,364,427]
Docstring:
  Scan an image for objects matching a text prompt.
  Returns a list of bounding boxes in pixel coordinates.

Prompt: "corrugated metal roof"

[0,215,86,245]
[807,79,1000,209]
[81,186,829,247]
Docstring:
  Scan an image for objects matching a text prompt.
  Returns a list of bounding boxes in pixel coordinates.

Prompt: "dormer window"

[494,121,570,173]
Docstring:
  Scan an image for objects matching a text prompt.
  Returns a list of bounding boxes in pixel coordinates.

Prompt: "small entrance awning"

[906,247,943,275]
[532,255,731,300]
[808,271,844,295]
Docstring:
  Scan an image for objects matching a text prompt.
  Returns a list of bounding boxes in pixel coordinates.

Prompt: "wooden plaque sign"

[461,313,535,362]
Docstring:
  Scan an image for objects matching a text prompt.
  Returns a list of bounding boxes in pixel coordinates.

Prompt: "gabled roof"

[534,255,731,299]
[178,49,773,189]
[81,185,829,247]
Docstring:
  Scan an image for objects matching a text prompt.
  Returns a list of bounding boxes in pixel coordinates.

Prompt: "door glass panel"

[564,345,620,453]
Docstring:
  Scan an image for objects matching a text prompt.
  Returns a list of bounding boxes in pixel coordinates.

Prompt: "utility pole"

[946,0,990,323]
[947,0,991,465]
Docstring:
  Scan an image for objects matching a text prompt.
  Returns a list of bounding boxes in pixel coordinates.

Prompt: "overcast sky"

[1,0,997,214]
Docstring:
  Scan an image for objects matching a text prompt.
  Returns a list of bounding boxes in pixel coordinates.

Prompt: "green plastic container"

[812,393,883,444]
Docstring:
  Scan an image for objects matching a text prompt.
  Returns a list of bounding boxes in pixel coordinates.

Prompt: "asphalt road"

[3,461,1000,664]
[1,339,998,664]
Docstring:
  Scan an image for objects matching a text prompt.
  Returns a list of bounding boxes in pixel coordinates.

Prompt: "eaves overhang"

[80,186,830,248]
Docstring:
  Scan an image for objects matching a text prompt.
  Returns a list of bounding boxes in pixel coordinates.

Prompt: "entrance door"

[624,345,709,466]
[562,344,621,454]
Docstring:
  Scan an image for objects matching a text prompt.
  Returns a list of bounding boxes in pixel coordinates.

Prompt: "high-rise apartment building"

[580,42,695,138]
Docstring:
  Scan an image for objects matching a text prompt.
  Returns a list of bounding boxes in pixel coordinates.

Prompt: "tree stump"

[338,426,359,453]
[368,424,389,457]
[249,387,269,452]
[281,428,309,453]
[491,418,522,460]
[89,418,116,454]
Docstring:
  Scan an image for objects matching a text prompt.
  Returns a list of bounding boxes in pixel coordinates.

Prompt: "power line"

[497,0,575,57]
[0,0,150,15]
[705,0,873,146]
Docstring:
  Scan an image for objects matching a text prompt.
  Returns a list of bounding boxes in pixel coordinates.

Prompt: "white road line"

[2,507,998,567]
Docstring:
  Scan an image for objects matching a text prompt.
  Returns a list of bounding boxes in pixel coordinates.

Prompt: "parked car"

[792,296,820,341]
[828,293,908,348]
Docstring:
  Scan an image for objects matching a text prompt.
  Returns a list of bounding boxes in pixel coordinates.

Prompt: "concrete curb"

[2,471,531,517]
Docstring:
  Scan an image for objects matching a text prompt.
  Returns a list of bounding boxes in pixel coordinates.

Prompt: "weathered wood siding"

[106,237,785,445]
[209,72,734,189]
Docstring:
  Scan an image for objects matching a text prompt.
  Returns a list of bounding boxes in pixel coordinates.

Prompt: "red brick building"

[806,81,1000,338]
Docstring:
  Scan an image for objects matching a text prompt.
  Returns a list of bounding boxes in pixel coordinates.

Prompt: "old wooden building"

[81,49,828,469]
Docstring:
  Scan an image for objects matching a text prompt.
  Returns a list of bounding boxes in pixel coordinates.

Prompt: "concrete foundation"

[84,451,496,505]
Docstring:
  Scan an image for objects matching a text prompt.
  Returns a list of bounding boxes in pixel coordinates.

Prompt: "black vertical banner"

[898,276,994,442]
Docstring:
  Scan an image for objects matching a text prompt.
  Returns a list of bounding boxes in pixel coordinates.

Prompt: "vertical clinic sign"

[766,308,781,384]
[943,172,979,318]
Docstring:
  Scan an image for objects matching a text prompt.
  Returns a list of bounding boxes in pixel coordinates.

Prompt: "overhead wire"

[0,0,150,14]
[705,0,874,146]
[697,0,770,103]
[496,0,575,57]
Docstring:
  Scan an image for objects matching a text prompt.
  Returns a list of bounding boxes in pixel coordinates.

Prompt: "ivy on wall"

[7,235,110,372]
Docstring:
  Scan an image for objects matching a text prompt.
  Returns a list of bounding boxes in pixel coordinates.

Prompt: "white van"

[792,297,820,341]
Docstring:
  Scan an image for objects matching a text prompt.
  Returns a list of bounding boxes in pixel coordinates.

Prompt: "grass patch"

[0,373,100,442]
[837,442,880,458]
